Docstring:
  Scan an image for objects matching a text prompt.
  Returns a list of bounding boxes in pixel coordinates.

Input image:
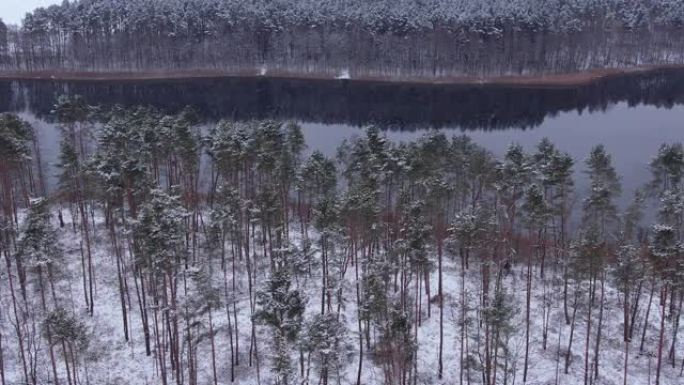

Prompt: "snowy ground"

[1,210,682,385]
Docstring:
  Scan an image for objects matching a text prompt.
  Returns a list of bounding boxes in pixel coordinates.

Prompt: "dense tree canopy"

[4,0,684,76]
[13,0,684,34]
[0,92,683,385]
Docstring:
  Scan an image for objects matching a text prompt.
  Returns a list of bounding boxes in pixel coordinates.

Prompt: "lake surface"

[2,70,684,216]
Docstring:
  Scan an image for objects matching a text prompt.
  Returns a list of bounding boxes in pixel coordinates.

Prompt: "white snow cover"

[0,208,682,384]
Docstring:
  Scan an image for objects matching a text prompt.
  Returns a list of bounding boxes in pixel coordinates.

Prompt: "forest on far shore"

[0,96,683,385]
[3,0,684,77]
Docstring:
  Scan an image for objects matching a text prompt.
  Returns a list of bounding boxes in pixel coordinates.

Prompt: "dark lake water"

[2,70,684,218]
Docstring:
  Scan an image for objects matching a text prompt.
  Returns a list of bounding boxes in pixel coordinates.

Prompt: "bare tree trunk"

[460,249,466,385]
[4,251,29,385]
[38,268,60,385]
[0,326,4,385]
[623,339,629,385]
[209,309,218,385]
[424,268,431,319]
[584,278,594,385]
[62,341,73,385]
[153,304,168,385]
[110,219,129,341]
[438,239,444,380]
[655,286,667,385]
[134,274,152,356]
[523,252,532,382]
[667,292,682,367]
[629,280,643,341]
[223,259,235,382]
[78,198,96,316]
[565,282,579,374]
[640,280,656,353]
[593,275,605,381]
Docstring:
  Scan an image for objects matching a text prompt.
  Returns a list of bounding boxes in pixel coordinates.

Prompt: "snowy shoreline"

[1,65,682,88]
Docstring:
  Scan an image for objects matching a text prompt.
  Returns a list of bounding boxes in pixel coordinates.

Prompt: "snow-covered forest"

[3,0,684,76]
[0,96,683,384]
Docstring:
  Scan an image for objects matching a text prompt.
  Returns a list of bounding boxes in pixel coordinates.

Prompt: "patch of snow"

[336,69,351,80]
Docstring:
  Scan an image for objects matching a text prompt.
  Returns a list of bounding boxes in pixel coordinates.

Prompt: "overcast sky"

[1,0,60,25]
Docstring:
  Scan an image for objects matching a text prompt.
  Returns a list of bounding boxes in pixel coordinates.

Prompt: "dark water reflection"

[1,71,684,213]
[3,68,684,130]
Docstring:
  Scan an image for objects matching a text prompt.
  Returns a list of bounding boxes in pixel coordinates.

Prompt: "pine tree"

[303,313,351,385]
[90,106,157,219]
[374,297,415,385]
[532,138,574,277]
[583,144,621,238]
[184,267,222,385]
[313,194,340,314]
[581,144,621,383]
[0,112,36,223]
[254,263,306,385]
[647,143,684,383]
[43,308,89,385]
[521,183,550,381]
[566,224,604,379]
[449,205,497,385]
[649,224,682,385]
[208,183,243,380]
[16,198,65,384]
[482,283,518,385]
[297,151,337,240]
[612,244,643,385]
[16,198,64,285]
[402,199,432,321]
[134,188,188,369]
[134,189,188,278]
[0,112,37,385]
[497,143,532,252]
[649,143,684,195]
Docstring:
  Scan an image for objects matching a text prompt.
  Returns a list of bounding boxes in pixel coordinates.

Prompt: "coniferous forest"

[0,95,682,384]
[3,0,684,77]
[2,1,684,385]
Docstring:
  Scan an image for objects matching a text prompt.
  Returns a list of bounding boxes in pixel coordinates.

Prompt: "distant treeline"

[2,0,684,76]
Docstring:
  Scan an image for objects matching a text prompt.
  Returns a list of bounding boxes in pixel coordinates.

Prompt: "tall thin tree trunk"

[584,278,594,385]
[438,239,444,380]
[460,249,466,385]
[640,280,656,353]
[565,283,579,374]
[523,251,532,382]
[667,293,682,367]
[655,286,667,385]
[593,275,605,381]
[209,309,218,385]
[4,252,29,385]
[0,326,4,385]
